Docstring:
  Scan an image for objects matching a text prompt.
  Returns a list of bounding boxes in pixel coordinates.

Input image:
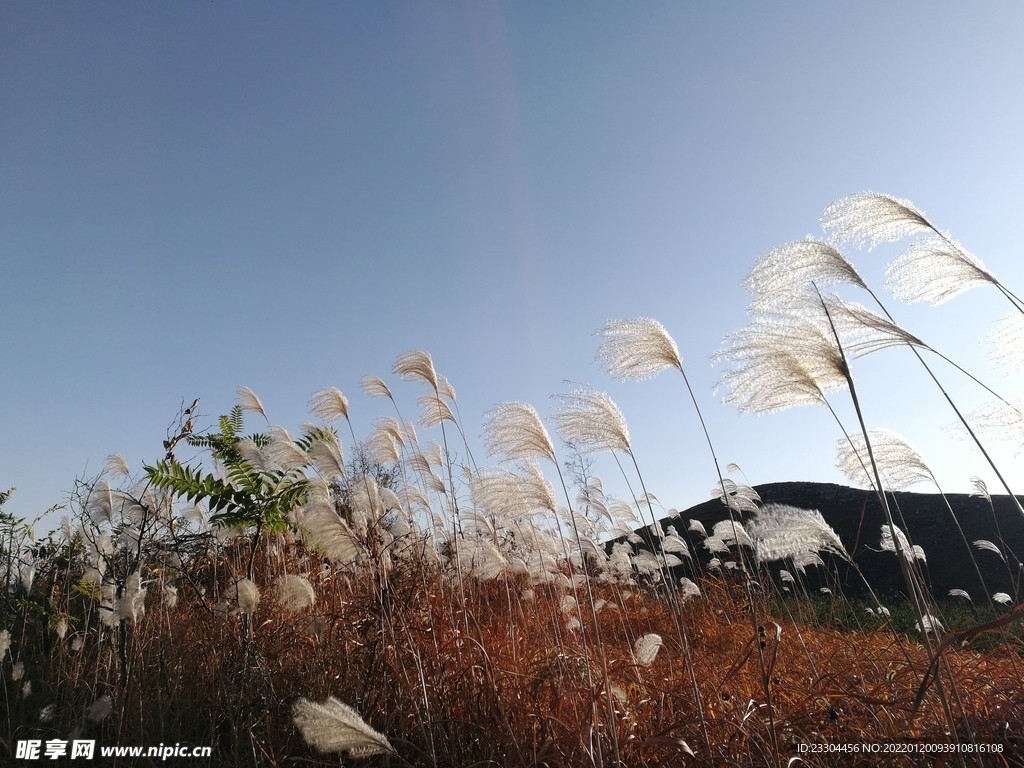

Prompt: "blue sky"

[3,3,1024,529]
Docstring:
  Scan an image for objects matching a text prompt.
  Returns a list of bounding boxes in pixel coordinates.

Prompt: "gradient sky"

[3,3,1024,531]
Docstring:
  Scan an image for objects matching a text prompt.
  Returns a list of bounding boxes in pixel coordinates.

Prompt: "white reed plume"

[688,519,706,537]
[949,589,972,601]
[118,571,147,624]
[953,397,1024,454]
[517,460,559,515]
[993,592,1013,605]
[988,313,1024,377]
[880,525,926,563]
[293,494,363,566]
[678,577,701,601]
[596,318,683,380]
[471,468,531,522]
[235,579,260,616]
[12,661,24,680]
[308,388,350,423]
[885,236,999,305]
[276,575,316,612]
[437,374,456,402]
[105,453,130,479]
[836,429,934,491]
[366,428,401,466]
[237,386,267,419]
[552,388,631,455]
[714,310,847,414]
[821,192,934,249]
[292,696,396,757]
[746,504,849,564]
[306,429,346,481]
[267,426,310,472]
[634,633,664,666]
[970,477,991,503]
[744,238,867,310]
[393,350,438,389]
[360,375,393,400]
[710,479,760,513]
[915,614,944,634]
[973,540,1005,561]
[710,519,753,549]
[417,392,455,428]
[162,584,178,610]
[87,479,113,526]
[822,295,925,357]
[482,402,556,463]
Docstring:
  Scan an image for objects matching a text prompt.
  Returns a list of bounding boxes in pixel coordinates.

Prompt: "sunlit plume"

[746,503,849,564]
[596,318,683,381]
[743,237,867,310]
[880,524,926,563]
[237,386,267,419]
[359,375,393,400]
[884,236,999,306]
[821,191,934,249]
[417,393,456,429]
[836,429,935,491]
[987,312,1024,377]
[308,387,350,423]
[552,388,631,455]
[482,402,556,463]
[292,697,396,757]
[393,350,438,389]
[105,453,130,479]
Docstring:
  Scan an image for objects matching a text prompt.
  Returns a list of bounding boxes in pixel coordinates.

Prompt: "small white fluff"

[292,696,395,757]
[634,633,664,667]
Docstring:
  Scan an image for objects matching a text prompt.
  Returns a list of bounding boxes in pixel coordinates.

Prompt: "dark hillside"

[664,482,1024,600]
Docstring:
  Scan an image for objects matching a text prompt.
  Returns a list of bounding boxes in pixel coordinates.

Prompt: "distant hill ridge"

[663,481,1024,600]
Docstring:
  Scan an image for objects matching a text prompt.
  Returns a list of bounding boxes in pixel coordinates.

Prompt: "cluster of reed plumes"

[3,192,1024,767]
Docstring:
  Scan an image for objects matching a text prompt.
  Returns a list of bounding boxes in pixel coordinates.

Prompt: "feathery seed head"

[293,697,396,756]
[105,453,130,479]
[235,579,260,616]
[994,592,1013,605]
[949,589,971,601]
[308,388,349,423]
[596,318,682,380]
[821,192,933,249]
[884,236,998,305]
[276,575,316,612]
[744,238,867,310]
[359,375,393,400]
[552,388,631,455]
[836,430,934,491]
[393,350,438,389]
[746,503,849,564]
[417,393,456,429]
[634,633,663,666]
[482,402,556,463]
[237,387,267,419]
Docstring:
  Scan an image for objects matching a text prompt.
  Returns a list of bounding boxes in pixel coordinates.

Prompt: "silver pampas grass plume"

[743,238,867,309]
[393,350,438,389]
[359,375,393,400]
[292,696,396,757]
[237,387,267,419]
[596,318,683,380]
[276,575,316,612]
[745,504,848,564]
[308,388,349,423]
[235,579,260,616]
[634,633,663,667]
[821,192,933,249]
[105,453,130,479]
[836,429,934,491]
[884,236,998,306]
[482,402,556,463]
[552,388,631,455]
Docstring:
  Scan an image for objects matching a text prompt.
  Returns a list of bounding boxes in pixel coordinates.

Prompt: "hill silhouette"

[657,482,1024,601]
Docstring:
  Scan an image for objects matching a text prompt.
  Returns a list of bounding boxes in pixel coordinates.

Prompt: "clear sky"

[3,2,1024,530]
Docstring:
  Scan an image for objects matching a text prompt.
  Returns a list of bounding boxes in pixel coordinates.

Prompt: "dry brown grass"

[7,530,1024,768]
